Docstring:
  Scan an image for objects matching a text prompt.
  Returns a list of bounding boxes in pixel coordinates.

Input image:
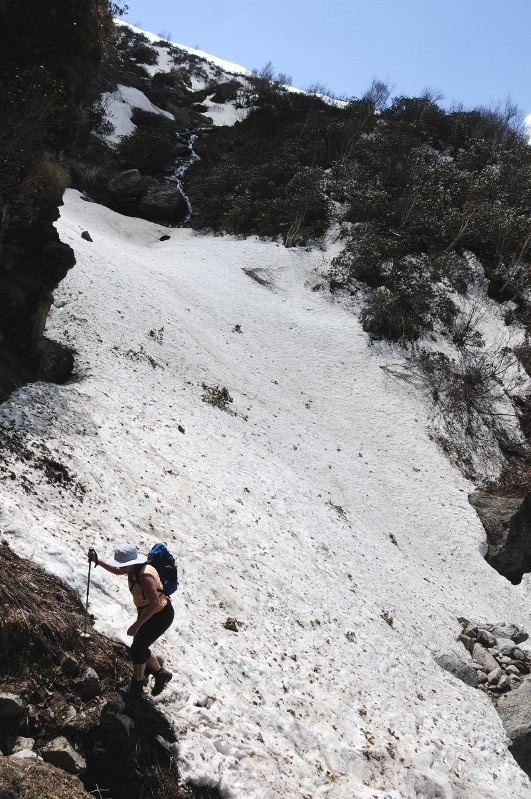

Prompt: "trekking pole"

[81,548,97,660]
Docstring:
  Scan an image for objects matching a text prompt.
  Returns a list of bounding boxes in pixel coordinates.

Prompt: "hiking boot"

[151,668,172,697]
[127,679,145,696]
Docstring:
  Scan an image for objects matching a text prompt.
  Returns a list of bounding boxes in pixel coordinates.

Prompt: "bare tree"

[362,77,393,112]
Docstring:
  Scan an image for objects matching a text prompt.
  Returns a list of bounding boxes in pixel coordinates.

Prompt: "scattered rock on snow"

[472,643,499,675]
[495,638,516,657]
[457,619,531,697]
[434,653,477,687]
[487,667,502,684]
[477,628,496,648]
[487,623,529,644]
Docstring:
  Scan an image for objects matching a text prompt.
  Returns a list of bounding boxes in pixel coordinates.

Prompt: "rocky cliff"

[0,0,117,401]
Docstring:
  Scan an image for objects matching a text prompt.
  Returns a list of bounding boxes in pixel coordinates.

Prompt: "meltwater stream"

[169,132,201,223]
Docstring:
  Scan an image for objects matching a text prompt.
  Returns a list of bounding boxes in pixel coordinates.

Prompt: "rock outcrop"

[138,180,188,222]
[105,171,188,223]
[436,618,531,777]
[497,679,531,778]
[0,0,115,401]
[469,491,531,583]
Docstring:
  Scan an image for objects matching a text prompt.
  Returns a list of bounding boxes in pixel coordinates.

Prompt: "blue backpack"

[147,543,179,596]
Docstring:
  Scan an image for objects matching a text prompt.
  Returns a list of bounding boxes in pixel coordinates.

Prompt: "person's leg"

[143,604,174,696]
[129,628,151,692]
[129,603,174,692]
[146,653,161,673]
[141,604,174,670]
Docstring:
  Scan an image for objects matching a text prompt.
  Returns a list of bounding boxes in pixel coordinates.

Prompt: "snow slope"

[101,84,175,143]
[115,21,253,79]
[1,190,531,798]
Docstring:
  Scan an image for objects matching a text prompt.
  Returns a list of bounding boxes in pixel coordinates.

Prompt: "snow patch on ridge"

[100,84,174,143]
[115,20,252,80]
[525,113,531,144]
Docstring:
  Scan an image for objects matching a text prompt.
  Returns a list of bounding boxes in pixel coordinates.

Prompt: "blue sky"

[123,0,530,118]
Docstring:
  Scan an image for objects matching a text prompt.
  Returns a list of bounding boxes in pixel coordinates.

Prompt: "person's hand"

[127,622,139,636]
[88,548,98,565]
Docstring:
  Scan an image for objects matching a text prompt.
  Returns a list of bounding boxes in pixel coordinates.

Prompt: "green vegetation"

[185,87,346,245]
[117,109,180,173]
[184,83,531,344]
[0,0,118,220]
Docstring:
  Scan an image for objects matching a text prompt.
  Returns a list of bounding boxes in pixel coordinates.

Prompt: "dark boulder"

[174,143,192,159]
[36,339,75,385]
[469,491,531,584]
[0,693,25,719]
[41,737,86,775]
[166,106,213,131]
[106,169,146,199]
[497,679,531,778]
[434,653,478,687]
[138,181,188,223]
[209,80,242,104]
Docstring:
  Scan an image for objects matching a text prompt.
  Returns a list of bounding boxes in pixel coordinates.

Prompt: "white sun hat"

[109,542,146,567]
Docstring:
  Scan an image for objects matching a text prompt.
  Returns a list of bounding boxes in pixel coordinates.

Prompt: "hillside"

[0,188,529,798]
[2,14,531,799]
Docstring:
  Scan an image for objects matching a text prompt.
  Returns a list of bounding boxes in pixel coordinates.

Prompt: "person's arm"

[126,570,162,636]
[87,549,127,576]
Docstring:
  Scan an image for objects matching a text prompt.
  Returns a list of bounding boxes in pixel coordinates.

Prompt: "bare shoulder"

[139,563,158,581]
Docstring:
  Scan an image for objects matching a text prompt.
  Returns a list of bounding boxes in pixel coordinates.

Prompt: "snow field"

[0,190,530,797]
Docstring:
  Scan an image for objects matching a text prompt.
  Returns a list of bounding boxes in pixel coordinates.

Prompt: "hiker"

[87,543,174,696]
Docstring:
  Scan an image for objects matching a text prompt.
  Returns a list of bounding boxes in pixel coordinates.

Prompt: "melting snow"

[0,189,530,797]
[116,21,252,80]
[100,84,174,143]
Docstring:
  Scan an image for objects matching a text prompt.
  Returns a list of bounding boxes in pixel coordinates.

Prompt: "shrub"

[418,347,517,418]
[359,255,457,343]
[201,384,233,409]
[129,42,158,65]
[117,111,179,173]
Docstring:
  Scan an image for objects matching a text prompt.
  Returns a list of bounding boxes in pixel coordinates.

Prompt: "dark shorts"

[129,601,174,665]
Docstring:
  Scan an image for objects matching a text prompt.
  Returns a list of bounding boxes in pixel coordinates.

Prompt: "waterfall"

[168,132,201,224]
